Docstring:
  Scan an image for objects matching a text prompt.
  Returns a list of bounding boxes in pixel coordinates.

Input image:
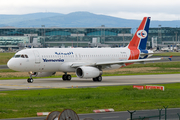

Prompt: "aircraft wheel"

[66,74,71,81]
[93,78,97,82]
[97,76,102,82]
[62,75,67,81]
[27,78,33,83]
[62,74,71,81]
[93,76,102,82]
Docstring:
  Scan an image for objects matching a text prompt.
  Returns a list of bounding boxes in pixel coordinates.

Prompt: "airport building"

[0,27,180,50]
[149,27,180,48]
[0,27,132,49]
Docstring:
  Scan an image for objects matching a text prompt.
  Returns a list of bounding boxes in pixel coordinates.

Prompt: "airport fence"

[127,106,180,120]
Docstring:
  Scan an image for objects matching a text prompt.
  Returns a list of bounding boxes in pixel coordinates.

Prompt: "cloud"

[105,12,180,21]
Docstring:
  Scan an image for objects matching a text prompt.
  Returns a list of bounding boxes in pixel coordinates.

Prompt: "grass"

[1,83,180,118]
[126,61,180,68]
[0,69,17,72]
[152,52,180,56]
[0,52,14,65]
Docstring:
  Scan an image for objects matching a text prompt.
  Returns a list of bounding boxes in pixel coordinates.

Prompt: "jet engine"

[76,66,102,79]
[31,72,56,77]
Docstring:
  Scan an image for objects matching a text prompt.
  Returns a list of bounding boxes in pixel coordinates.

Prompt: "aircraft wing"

[70,57,169,68]
[71,62,95,68]
[95,58,162,66]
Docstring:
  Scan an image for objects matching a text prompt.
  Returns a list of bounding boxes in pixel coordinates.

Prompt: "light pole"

[41,25,45,47]
[158,25,162,45]
[77,32,78,47]
[174,31,178,44]
[123,31,124,47]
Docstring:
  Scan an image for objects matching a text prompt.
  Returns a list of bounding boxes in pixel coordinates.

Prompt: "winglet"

[168,55,173,61]
[161,55,172,61]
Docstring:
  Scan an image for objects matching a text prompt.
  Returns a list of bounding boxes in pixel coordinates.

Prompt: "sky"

[1,0,180,21]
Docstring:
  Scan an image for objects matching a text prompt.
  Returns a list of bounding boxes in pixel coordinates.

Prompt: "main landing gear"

[62,72,71,81]
[93,75,102,82]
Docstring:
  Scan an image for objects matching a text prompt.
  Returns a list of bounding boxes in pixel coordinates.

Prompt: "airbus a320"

[7,17,165,83]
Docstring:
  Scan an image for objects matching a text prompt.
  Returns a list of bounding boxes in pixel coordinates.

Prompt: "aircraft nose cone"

[7,59,14,70]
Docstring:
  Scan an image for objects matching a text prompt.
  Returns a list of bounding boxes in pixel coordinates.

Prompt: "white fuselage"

[8,47,132,72]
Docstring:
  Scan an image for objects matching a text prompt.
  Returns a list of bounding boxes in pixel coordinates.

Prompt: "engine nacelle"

[76,66,102,79]
[31,72,56,77]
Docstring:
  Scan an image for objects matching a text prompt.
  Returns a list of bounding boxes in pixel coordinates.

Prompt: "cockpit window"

[14,55,21,58]
[14,54,28,58]
[21,55,24,58]
[25,55,28,58]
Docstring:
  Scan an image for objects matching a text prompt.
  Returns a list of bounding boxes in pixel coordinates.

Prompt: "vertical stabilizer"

[128,17,151,50]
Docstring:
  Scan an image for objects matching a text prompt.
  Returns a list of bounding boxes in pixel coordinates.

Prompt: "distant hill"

[0,12,64,27]
[0,12,180,30]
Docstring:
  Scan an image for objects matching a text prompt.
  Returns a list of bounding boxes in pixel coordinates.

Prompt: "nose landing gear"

[27,71,34,83]
[27,78,33,83]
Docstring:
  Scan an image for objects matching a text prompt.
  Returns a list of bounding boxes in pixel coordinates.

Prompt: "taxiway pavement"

[0,74,179,90]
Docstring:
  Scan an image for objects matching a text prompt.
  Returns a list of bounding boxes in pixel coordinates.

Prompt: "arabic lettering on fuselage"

[43,58,64,62]
[55,52,73,55]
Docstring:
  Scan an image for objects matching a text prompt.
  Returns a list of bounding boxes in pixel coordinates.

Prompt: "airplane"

[7,17,167,83]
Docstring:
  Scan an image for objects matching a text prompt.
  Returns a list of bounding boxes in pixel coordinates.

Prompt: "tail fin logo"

[137,30,147,39]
